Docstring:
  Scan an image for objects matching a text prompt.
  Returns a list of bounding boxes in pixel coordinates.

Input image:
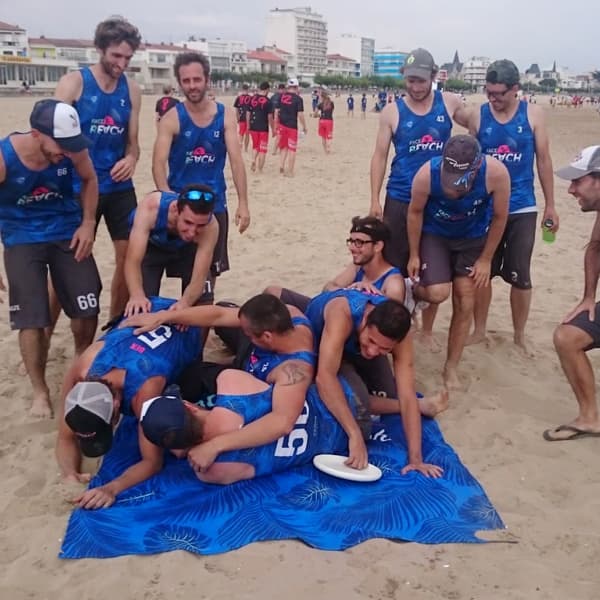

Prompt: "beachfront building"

[329,33,375,77]
[462,56,491,91]
[247,48,287,77]
[265,7,327,84]
[440,50,463,80]
[374,48,408,80]
[326,53,356,78]
[183,39,248,74]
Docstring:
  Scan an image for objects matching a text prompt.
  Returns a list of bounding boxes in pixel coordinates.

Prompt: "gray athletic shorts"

[419,233,487,286]
[95,188,137,241]
[491,212,536,289]
[4,240,102,330]
[383,197,410,274]
[568,303,600,350]
[141,242,215,304]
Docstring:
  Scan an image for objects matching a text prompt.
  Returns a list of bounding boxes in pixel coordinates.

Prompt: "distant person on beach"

[463,59,558,355]
[275,78,307,177]
[233,83,252,152]
[247,81,274,173]
[55,16,142,323]
[317,91,334,154]
[155,85,179,125]
[152,51,249,304]
[544,147,600,441]
[0,100,101,417]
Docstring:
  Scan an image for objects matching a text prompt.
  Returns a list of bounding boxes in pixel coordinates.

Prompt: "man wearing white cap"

[275,78,307,177]
[0,99,101,417]
[545,147,600,441]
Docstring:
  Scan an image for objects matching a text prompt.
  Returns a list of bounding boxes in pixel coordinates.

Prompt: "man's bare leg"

[466,284,492,345]
[418,304,442,352]
[111,239,129,320]
[511,286,533,356]
[285,150,297,177]
[444,276,476,390]
[279,148,288,174]
[368,389,449,418]
[257,152,266,173]
[19,328,52,417]
[70,317,98,358]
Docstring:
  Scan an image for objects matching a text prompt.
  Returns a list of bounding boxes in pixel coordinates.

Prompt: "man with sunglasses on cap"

[0,99,101,417]
[463,59,557,355]
[276,78,307,177]
[369,48,469,348]
[153,51,249,305]
[123,183,219,316]
[543,147,600,441]
[56,296,202,508]
[407,134,510,390]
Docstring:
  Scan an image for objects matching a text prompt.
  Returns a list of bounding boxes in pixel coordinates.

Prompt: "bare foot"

[419,388,449,417]
[465,330,488,346]
[279,167,284,174]
[18,360,27,376]
[514,333,535,358]
[30,390,53,418]
[416,331,442,353]
[283,170,294,178]
[443,366,463,391]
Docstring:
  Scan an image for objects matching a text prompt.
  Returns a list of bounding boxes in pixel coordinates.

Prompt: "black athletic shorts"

[212,211,230,276]
[383,197,410,275]
[4,240,102,329]
[96,188,137,241]
[568,303,600,350]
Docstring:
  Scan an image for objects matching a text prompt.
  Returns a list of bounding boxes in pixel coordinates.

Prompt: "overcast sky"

[3,1,597,73]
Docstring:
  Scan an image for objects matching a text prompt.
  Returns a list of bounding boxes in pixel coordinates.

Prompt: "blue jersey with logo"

[0,135,82,246]
[477,101,536,214]
[73,67,133,195]
[88,297,201,416]
[245,316,315,381]
[353,266,402,290]
[215,377,355,477]
[306,289,387,356]
[423,156,492,238]
[128,191,191,252]
[168,102,227,214]
[386,90,452,203]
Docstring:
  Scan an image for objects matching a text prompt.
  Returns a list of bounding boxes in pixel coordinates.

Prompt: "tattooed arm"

[184,360,313,471]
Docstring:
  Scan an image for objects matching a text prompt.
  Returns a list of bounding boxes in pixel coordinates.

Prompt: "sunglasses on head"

[181,189,214,203]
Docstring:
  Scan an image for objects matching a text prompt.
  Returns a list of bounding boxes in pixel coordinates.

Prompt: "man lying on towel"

[140,367,373,483]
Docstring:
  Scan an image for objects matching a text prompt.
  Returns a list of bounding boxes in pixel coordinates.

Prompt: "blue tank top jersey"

[423,156,492,239]
[477,101,535,213]
[353,266,402,290]
[306,289,387,356]
[386,90,452,203]
[167,102,227,214]
[88,297,201,416]
[245,315,315,381]
[73,68,133,195]
[128,191,191,252]
[215,377,356,477]
[0,136,82,246]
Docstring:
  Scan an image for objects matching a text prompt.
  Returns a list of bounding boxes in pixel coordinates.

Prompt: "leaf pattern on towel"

[60,415,505,558]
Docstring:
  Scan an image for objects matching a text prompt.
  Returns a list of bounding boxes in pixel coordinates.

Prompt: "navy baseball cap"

[140,393,191,449]
[30,99,91,153]
[441,135,484,192]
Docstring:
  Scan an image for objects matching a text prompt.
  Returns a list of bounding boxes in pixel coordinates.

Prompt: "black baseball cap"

[30,99,91,153]
[486,60,520,87]
[441,135,484,193]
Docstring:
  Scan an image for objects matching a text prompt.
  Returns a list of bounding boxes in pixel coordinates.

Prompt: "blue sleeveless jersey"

[353,266,402,290]
[477,101,536,213]
[245,316,315,381]
[0,135,82,246]
[423,156,492,238]
[215,377,356,477]
[73,68,133,195]
[167,102,227,214]
[88,297,201,416]
[128,191,191,252]
[306,289,387,356]
[386,91,452,203]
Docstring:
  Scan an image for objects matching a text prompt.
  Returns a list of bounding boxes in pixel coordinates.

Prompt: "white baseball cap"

[287,77,299,87]
[556,146,600,180]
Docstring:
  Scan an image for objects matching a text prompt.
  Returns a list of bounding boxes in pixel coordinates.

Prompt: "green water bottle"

[542,218,555,243]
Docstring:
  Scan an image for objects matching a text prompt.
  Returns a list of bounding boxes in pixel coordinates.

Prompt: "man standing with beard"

[369,48,467,349]
[0,100,101,417]
[152,51,249,306]
[55,16,142,322]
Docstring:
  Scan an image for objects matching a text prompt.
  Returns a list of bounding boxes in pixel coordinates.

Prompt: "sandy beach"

[0,93,599,599]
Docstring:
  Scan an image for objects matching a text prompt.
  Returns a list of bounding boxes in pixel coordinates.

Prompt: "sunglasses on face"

[181,189,215,202]
[346,238,376,248]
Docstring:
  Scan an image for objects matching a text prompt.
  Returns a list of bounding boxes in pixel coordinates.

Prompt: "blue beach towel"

[60,415,504,558]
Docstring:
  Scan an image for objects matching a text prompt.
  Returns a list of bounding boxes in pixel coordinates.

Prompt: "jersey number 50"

[274,401,309,457]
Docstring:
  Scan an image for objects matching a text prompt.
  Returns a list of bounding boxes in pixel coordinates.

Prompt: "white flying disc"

[312,454,382,482]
